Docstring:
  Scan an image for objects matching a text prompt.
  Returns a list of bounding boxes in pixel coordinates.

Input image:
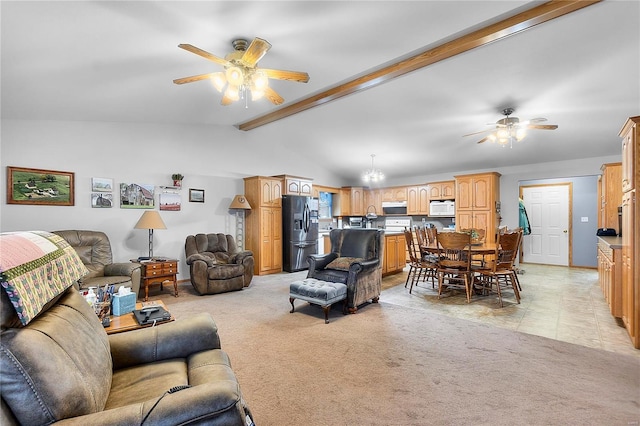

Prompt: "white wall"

[1,118,618,278]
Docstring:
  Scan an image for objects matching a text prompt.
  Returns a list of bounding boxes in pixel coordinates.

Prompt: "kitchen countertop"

[597,235,622,249]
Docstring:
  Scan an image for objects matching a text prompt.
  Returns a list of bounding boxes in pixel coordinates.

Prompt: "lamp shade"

[229,195,252,210]
[134,211,167,230]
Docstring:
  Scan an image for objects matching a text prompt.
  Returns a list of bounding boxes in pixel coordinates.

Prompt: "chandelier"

[486,108,527,148]
[362,154,385,182]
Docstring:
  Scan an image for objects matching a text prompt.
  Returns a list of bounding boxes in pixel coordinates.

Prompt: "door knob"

[563,230,568,233]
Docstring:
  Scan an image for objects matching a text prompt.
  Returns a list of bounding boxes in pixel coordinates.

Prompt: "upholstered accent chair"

[1,231,254,425]
[185,233,254,295]
[53,229,142,297]
[307,228,384,313]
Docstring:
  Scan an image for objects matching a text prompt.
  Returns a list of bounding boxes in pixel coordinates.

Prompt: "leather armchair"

[185,233,254,295]
[53,230,142,297]
[307,229,384,313]
[0,286,254,425]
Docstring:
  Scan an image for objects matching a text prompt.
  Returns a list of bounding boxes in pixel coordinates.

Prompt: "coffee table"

[104,300,174,335]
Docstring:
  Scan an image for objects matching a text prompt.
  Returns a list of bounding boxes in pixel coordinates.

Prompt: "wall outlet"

[581,217,588,222]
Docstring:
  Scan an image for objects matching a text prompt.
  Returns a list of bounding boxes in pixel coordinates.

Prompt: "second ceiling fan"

[173,37,310,106]
[465,108,558,146]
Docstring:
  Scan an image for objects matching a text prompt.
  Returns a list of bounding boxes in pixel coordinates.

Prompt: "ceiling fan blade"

[477,137,489,144]
[261,68,310,83]
[178,44,230,67]
[220,94,235,106]
[463,129,491,137]
[527,124,558,130]
[528,117,548,123]
[240,38,271,67]
[173,73,217,85]
[264,86,284,105]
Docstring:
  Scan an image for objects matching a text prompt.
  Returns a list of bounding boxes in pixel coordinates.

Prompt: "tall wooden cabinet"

[244,176,283,275]
[598,163,622,232]
[619,116,639,348]
[454,172,501,241]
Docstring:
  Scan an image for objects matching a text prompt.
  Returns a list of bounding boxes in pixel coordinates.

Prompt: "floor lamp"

[134,210,167,260]
[229,195,252,251]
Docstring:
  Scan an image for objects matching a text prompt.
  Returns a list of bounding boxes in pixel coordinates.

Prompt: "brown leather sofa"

[307,229,384,313]
[185,233,254,295]
[53,229,142,297]
[1,232,254,425]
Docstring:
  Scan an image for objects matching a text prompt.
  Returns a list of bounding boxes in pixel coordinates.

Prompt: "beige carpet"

[153,272,640,425]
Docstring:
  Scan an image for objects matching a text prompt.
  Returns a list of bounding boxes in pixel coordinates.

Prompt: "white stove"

[384,217,411,233]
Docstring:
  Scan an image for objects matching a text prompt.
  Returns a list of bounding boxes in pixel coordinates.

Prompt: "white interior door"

[521,184,570,266]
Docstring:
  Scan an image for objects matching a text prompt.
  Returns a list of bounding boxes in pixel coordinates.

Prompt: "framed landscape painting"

[7,166,75,206]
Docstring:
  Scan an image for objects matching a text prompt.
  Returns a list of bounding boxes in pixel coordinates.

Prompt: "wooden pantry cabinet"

[619,116,639,348]
[244,176,283,275]
[597,237,622,317]
[598,163,622,232]
[455,172,501,241]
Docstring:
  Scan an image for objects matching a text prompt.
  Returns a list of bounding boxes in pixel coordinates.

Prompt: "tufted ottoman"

[289,278,348,324]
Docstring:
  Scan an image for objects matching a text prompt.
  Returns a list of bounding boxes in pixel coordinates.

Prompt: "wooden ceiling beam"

[237,0,601,131]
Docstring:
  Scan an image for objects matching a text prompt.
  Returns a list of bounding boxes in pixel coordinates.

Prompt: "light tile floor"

[381,263,640,358]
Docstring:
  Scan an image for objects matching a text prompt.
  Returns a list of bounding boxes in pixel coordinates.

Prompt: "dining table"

[420,241,497,256]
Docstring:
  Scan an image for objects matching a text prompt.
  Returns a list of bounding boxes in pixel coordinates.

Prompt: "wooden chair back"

[404,228,422,264]
[493,229,523,271]
[436,232,472,271]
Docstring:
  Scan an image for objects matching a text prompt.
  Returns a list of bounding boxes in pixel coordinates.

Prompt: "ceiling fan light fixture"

[251,89,264,101]
[225,66,244,86]
[211,72,226,92]
[225,85,240,101]
[251,71,269,90]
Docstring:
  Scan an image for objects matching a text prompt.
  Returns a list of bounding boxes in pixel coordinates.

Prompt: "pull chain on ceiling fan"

[464,108,558,148]
[173,37,310,107]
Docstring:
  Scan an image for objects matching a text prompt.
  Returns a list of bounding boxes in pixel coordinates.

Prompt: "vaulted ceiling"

[2,1,638,183]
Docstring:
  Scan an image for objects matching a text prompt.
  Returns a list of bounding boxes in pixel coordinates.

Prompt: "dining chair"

[404,228,437,293]
[435,232,473,303]
[474,229,523,307]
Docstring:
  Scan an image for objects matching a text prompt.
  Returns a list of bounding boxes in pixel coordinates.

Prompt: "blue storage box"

[111,292,136,316]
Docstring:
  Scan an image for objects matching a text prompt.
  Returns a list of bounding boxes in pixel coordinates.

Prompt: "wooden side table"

[136,259,179,302]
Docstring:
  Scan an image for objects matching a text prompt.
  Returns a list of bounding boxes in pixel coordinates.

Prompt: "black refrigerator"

[282,195,319,272]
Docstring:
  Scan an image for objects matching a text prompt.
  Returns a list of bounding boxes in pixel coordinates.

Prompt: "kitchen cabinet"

[312,185,339,198]
[619,115,639,348]
[381,186,407,202]
[597,237,622,317]
[383,233,406,276]
[276,175,313,196]
[340,187,364,216]
[407,185,429,215]
[454,172,501,241]
[244,176,284,275]
[598,163,622,232]
[364,188,383,217]
[427,181,455,200]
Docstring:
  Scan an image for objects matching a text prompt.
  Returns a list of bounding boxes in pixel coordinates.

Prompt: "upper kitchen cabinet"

[245,176,282,207]
[427,181,455,200]
[364,188,383,217]
[598,163,622,232]
[382,186,407,202]
[275,175,313,196]
[455,172,501,241]
[312,184,339,198]
[348,187,365,216]
[407,185,429,215]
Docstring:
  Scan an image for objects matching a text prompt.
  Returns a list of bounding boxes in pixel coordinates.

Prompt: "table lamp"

[134,210,167,260]
[229,195,252,250]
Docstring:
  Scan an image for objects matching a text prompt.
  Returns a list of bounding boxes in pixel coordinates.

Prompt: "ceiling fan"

[173,37,310,106]
[464,108,558,146]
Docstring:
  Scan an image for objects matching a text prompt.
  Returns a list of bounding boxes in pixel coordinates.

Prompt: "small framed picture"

[92,177,113,192]
[189,188,205,203]
[91,192,113,208]
[7,166,75,206]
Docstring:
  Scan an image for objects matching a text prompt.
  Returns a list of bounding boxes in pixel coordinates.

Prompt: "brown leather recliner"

[1,231,254,425]
[307,229,384,313]
[53,230,142,297]
[185,233,254,295]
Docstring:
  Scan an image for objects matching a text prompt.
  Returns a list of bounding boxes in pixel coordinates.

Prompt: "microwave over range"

[429,200,455,217]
